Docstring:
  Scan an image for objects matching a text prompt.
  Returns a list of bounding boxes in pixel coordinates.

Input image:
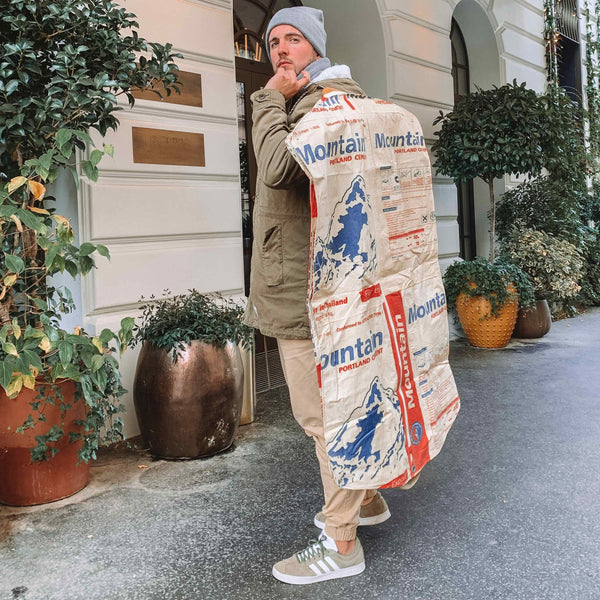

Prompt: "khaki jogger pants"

[277,337,377,541]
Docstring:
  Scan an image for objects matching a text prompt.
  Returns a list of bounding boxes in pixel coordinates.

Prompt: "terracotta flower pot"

[0,380,90,506]
[456,287,518,348]
[133,340,244,459]
[513,299,552,339]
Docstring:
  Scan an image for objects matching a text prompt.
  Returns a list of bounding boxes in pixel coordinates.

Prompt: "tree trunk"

[488,177,496,263]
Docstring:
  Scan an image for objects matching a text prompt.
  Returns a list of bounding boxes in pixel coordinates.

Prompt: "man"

[245,7,400,584]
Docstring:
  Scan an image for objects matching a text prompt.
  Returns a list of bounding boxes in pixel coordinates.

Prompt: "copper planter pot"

[133,341,244,459]
[513,299,552,339]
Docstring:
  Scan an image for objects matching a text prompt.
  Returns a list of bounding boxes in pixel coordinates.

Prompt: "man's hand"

[265,66,310,100]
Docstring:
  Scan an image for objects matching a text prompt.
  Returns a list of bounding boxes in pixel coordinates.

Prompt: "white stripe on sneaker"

[324,556,340,571]
[308,563,322,576]
[317,560,330,573]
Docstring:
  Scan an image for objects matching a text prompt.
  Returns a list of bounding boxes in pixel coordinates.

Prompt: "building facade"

[65,0,582,438]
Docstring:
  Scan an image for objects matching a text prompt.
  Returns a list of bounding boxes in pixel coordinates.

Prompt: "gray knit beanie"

[265,7,327,58]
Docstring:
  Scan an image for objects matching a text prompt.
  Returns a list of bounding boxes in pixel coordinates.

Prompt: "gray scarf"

[302,57,331,84]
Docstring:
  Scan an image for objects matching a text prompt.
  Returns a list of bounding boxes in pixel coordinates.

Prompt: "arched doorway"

[234,0,303,393]
[452,0,501,260]
[233,1,387,392]
[450,18,476,260]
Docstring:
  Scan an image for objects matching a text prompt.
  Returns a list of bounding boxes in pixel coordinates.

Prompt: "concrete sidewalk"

[1,309,599,600]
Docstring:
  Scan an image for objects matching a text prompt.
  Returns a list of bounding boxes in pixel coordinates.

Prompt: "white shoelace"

[296,539,326,563]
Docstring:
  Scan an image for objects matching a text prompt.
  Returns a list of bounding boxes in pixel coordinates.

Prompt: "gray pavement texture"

[1,308,599,600]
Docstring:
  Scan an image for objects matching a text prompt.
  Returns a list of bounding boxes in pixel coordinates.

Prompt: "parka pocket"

[262,224,284,286]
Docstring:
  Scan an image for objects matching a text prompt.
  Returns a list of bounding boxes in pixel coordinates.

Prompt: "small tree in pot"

[432,81,551,346]
[0,0,180,505]
[432,80,550,263]
[131,291,253,460]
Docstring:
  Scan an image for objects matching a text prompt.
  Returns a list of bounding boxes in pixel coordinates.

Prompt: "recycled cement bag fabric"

[286,90,460,489]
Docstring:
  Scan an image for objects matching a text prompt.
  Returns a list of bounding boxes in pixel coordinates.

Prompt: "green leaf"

[0,360,14,390]
[79,242,96,257]
[5,79,19,95]
[58,341,73,366]
[72,130,93,145]
[64,260,78,279]
[96,244,110,259]
[90,354,105,372]
[16,208,47,233]
[103,144,114,158]
[31,297,48,311]
[55,129,73,149]
[69,166,80,189]
[5,254,25,274]
[81,161,99,182]
[89,149,104,167]
[99,328,115,343]
[120,317,135,332]
[2,342,18,357]
[22,349,43,372]
[45,244,60,270]
[95,368,107,394]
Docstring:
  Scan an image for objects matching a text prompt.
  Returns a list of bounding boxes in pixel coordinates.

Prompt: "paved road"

[1,309,599,600]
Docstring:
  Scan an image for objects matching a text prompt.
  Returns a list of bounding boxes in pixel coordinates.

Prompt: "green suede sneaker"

[314,492,391,529]
[272,534,365,585]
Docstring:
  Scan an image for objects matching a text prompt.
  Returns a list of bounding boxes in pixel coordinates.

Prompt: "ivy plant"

[132,290,253,361]
[443,257,535,319]
[0,0,180,462]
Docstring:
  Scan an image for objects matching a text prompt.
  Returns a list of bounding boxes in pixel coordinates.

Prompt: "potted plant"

[443,258,534,347]
[0,0,180,505]
[432,81,550,346]
[131,291,253,459]
[500,228,583,336]
[432,81,551,264]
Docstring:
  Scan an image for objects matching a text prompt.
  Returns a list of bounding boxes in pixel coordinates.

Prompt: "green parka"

[244,76,364,339]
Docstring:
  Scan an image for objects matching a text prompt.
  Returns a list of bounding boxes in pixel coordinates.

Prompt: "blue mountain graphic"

[313,175,377,291]
[327,376,405,487]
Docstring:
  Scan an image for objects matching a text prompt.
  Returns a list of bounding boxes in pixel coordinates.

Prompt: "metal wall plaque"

[131,71,203,107]
[132,127,206,167]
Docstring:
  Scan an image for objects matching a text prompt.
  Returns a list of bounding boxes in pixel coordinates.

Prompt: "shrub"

[578,227,600,307]
[495,177,585,245]
[500,228,583,310]
[132,290,254,360]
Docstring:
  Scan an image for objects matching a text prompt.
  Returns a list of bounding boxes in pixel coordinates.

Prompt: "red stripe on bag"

[360,283,382,302]
[381,290,431,488]
[316,363,322,389]
[310,183,318,218]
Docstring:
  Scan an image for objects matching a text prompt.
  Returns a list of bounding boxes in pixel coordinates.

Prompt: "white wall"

[78,0,241,438]
[303,0,388,99]
[375,0,459,267]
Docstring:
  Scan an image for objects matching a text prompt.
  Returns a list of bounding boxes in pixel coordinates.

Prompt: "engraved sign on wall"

[131,71,203,107]
[132,127,206,166]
